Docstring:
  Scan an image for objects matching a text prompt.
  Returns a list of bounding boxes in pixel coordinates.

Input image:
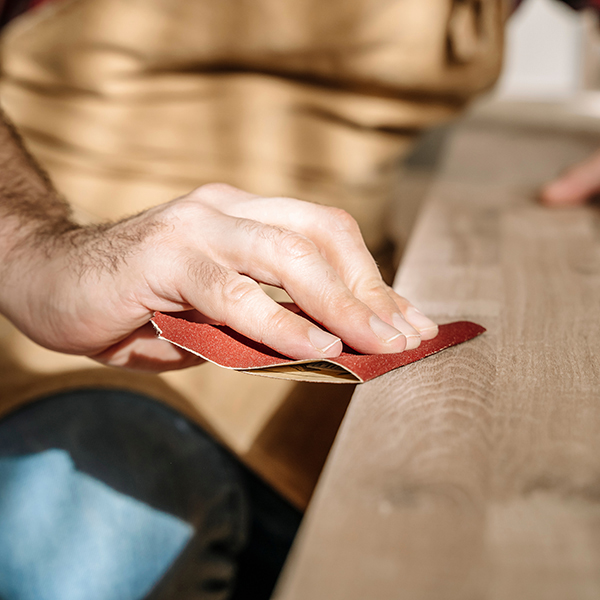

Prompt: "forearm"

[0,108,75,265]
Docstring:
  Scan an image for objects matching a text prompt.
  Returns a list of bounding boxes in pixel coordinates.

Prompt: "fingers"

[304,207,439,344]
[385,286,438,341]
[193,214,428,355]
[178,262,344,359]
[217,195,439,348]
[540,150,600,207]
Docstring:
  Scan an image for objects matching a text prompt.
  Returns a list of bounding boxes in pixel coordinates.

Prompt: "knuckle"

[278,231,319,261]
[323,206,360,234]
[356,278,387,298]
[162,197,212,224]
[250,306,289,346]
[221,275,260,305]
[194,182,239,198]
[262,306,292,338]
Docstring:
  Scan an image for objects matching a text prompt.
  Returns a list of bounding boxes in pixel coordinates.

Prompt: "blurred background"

[499,0,591,102]
[393,0,600,257]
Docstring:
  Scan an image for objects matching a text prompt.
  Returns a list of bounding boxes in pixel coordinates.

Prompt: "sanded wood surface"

[274,107,600,600]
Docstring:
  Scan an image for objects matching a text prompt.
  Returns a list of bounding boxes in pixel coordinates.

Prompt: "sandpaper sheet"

[151,311,485,384]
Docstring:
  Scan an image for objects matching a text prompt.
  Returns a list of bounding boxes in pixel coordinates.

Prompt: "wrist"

[0,207,79,332]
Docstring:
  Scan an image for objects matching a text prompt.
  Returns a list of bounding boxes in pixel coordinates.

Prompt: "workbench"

[273,101,600,600]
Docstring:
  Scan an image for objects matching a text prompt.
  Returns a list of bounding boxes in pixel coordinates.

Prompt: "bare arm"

[0,110,74,265]
[0,109,437,372]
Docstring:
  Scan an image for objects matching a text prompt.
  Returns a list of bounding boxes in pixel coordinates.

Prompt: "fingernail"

[309,327,342,354]
[369,315,403,343]
[392,313,421,350]
[404,307,438,339]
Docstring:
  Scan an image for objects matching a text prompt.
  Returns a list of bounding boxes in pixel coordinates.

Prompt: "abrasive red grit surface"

[151,311,486,384]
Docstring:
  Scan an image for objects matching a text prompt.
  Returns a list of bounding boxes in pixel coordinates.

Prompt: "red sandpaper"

[151,311,485,384]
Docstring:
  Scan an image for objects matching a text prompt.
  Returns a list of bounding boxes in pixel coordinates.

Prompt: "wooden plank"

[274,110,600,600]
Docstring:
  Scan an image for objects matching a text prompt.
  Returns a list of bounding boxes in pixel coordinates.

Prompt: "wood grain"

[274,108,600,600]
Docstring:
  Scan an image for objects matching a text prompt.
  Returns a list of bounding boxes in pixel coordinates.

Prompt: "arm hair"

[0,107,163,280]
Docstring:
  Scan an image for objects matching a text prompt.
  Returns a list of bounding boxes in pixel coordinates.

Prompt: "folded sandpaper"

[151,310,485,384]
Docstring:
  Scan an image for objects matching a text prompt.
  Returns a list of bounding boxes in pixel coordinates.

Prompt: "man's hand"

[2,183,438,372]
[540,149,600,206]
[0,108,437,372]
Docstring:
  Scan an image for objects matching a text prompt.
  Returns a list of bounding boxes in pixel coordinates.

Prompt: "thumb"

[91,322,206,371]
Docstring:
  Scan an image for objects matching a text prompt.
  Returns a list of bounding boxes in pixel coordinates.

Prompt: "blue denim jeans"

[0,389,301,600]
